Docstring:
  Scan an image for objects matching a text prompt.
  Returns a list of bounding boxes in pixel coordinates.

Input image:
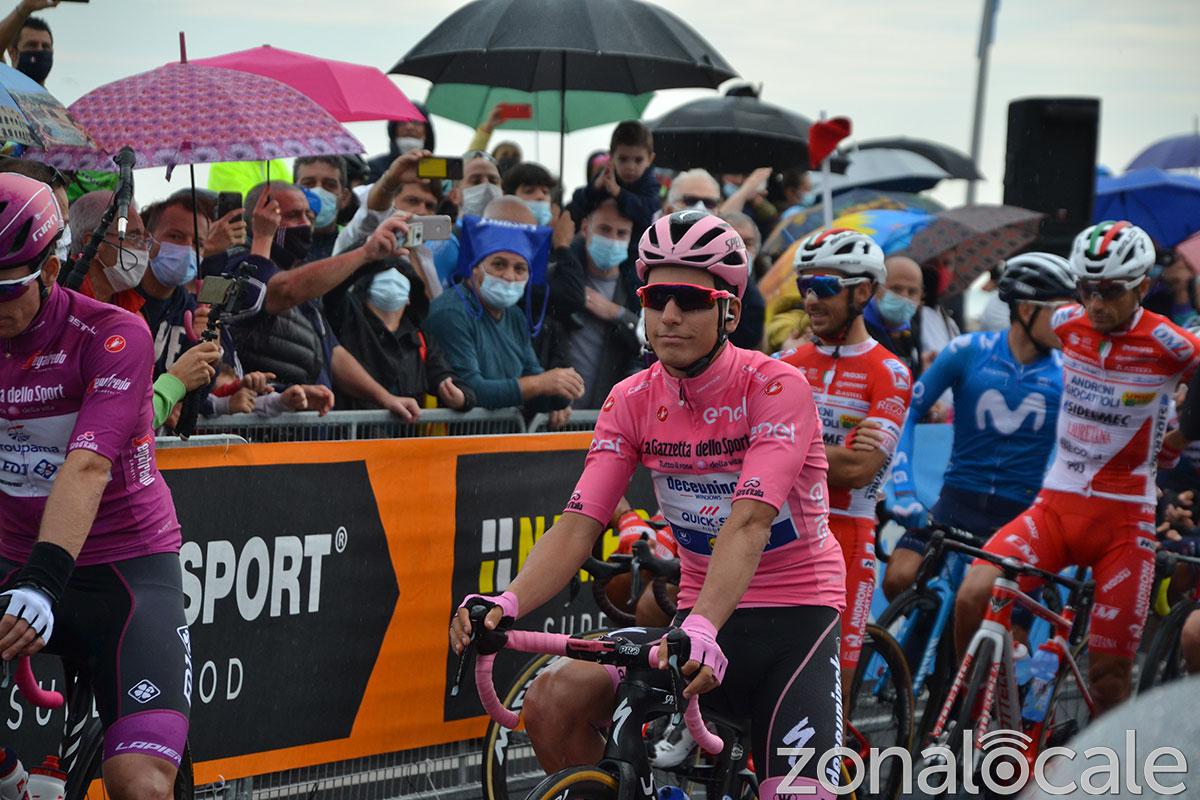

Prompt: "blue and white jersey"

[892,331,1062,506]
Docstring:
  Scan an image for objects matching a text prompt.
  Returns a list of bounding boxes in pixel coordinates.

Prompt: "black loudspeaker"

[1002,97,1100,256]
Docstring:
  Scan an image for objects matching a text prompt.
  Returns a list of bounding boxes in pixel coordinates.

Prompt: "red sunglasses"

[636,282,732,312]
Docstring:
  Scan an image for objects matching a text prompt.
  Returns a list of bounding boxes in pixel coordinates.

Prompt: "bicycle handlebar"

[13,657,63,709]
[586,539,680,625]
[464,608,723,755]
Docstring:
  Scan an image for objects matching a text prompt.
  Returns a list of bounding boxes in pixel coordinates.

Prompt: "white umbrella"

[812,148,949,195]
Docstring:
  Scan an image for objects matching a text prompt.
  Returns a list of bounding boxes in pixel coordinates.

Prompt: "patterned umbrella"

[902,205,1044,297]
[0,63,98,151]
[46,62,362,172]
[763,188,944,260]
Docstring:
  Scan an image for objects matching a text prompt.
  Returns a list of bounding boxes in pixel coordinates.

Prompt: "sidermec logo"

[180,530,339,626]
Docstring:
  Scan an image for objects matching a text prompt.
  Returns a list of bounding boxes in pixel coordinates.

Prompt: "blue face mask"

[722,181,739,199]
[309,187,339,229]
[523,199,552,227]
[586,234,628,272]
[801,190,820,206]
[149,241,197,287]
[878,290,919,325]
[367,269,410,312]
[479,273,527,309]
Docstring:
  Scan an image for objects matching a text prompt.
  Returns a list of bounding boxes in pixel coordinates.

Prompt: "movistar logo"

[975,389,1046,435]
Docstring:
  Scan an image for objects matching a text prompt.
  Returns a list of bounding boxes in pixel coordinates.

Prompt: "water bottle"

[0,747,29,800]
[25,757,64,800]
[657,786,690,800]
[1012,642,1032,687]
[1020,645,1060,723]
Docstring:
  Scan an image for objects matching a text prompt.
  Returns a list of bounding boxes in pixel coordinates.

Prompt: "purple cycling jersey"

[0,284,180,566]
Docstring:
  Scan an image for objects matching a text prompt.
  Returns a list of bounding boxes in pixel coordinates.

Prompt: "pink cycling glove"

[457,590,519,622]
[679,614,727,684]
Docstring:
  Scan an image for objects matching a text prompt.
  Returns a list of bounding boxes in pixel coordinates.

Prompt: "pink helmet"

[0,173,63,270]
[636,210,749,299]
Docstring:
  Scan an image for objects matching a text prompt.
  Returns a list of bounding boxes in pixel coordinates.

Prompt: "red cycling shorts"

[830,515,877,674]
[980,489,1157,659]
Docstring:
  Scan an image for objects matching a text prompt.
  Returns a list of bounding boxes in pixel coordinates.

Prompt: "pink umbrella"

[192,45,424,124]
[46,60,363,172]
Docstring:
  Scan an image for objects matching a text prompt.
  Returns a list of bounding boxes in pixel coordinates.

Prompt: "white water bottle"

[0,747,29,800]
[24,757,64,800]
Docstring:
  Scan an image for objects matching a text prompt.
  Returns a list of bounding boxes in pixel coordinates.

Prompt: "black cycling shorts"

[613,605,842,797]
[2,553,190,768]
[894,485,1029,554]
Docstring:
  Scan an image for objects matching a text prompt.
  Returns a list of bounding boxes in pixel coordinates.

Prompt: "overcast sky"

[38,0,1200,208]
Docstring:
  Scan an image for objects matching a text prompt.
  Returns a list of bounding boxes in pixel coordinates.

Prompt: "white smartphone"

[402,214,453,248]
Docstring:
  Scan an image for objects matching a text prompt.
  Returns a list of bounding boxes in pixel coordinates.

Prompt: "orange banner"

[153,433,640,784]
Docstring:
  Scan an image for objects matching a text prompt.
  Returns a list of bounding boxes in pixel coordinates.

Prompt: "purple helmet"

[0,173,63,270]
[636,211,749,299]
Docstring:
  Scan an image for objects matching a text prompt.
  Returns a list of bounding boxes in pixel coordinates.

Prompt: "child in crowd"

[570,121,660,257]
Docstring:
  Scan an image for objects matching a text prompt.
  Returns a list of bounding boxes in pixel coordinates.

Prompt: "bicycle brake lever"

[450,644,473,698]
[567,574,582,607]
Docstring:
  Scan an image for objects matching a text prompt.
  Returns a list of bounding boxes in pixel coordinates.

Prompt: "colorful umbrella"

[763,188,944,259]
[1094,168,1200,248]
[0,63,98,151]
[1126,131,1200,172]
[903,205,1044,298]
[51,61,362,172]
[192,45,424,124]
[758,207,934,303]
[425,83,652,133]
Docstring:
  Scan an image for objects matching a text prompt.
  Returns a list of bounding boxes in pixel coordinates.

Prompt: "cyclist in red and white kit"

[955,221,1200,712]
[0,174,189,798]
[782,229,912,688]
[450,211,846,798]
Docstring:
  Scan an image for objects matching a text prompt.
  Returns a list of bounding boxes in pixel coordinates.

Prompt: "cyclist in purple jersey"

[0,174,189,798]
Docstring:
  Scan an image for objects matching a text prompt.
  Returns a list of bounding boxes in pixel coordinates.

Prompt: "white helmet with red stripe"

[793,227,886,284]
[636,210,749,298]
[1070,220,1155,282]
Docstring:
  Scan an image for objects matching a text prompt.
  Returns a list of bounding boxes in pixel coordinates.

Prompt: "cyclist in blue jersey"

[882,253,1077,599]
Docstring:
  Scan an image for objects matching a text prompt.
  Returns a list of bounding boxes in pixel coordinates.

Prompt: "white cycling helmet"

[1069,220,1155,282]
[793,227,886,284]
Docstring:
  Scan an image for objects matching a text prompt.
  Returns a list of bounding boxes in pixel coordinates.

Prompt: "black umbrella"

[855,137,983,180]
[391,0,737,177]
[647,95,812,174]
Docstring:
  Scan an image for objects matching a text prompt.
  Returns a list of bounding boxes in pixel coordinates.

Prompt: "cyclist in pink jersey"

[0,174,189,797]
[956,221,1200,713]
[451,211,845,799]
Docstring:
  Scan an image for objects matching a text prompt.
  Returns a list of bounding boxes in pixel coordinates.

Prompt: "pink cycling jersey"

[1047,305,1200,503]
[568,344,845,610]
[0,284,180,566]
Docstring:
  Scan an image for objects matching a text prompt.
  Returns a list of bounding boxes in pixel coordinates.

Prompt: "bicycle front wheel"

[1138,600,1194,694]
[846,624,915,800]
[481,650,561,800]
[523,767,618,800]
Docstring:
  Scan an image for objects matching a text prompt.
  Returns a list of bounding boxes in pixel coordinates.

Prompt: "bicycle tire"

[935,637,995,767]
[1137,599,1195,694]
[875,587,955,741]
[1038,641,1091,752]
[846,624,915,800]
[523,766,618,800]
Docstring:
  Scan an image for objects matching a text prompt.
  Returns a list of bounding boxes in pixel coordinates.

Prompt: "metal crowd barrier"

[193,408,527,442]
[526,409,601,433]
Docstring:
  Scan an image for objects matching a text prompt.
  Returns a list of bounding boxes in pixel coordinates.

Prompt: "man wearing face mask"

[365,110,434,184]
[218,181,427,421]
[324,264,476,413]
[863,254,925,379]
[139,195,207,375]
[559,198,642,408]
[67,190,152,315]
[424,215,584,414]
[663,169,722,217]
[0,1,53,85]
[294,156,349,263]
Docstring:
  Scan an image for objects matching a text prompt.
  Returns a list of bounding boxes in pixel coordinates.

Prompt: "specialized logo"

[975,389,1046,435]
[104,334,127,353]
[765,379,784,396]
[128,679,161,704]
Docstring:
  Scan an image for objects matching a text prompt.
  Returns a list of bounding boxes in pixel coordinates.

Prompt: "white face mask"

[461,182,502,218]
[55,225,71,264]
[394,136,423,155]
[104,247,149,293]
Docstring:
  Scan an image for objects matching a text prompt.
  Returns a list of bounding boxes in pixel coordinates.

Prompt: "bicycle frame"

[929,575,1098,758]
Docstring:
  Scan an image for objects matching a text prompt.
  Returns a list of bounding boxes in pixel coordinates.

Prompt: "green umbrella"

[425,83,653,134]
